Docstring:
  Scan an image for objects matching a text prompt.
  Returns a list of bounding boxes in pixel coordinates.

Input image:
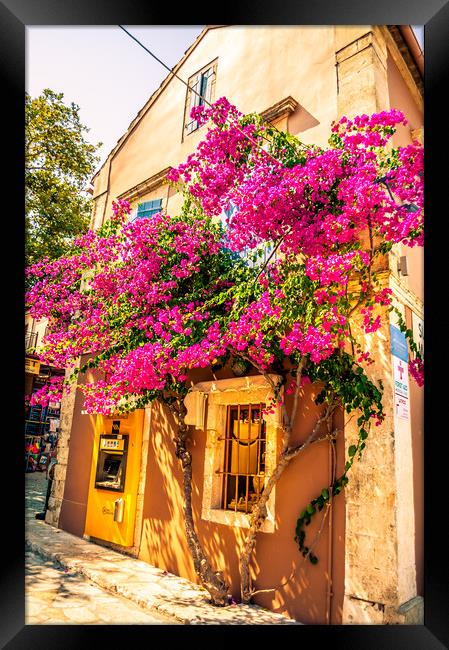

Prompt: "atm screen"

[95,435,128,492]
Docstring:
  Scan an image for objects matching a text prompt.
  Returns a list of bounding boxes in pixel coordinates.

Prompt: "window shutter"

[186,75,200,134]
[204,68,214,105]
[199,72,208,105]
[135,199,163,221]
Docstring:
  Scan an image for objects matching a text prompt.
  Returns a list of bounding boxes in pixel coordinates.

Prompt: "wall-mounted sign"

[412,313,424,359]
[393,357,409,398]
[392,355,410,421]
[390,325,409,362]
[395,395,409,420]
[25,357,40,375]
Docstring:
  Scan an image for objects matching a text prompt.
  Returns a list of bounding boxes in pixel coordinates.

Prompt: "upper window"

[184,61,217,136]
[131,199,163,221]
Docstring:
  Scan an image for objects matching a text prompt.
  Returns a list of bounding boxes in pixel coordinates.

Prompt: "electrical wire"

[117,25,292,166]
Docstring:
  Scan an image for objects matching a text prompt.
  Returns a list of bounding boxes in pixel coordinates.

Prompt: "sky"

[26,26,204,171]
[26,25,424,177]
[411,25,424,49]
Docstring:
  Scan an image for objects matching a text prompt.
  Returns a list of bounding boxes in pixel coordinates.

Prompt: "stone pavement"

[25,473,300,625]
[26,549,177,624]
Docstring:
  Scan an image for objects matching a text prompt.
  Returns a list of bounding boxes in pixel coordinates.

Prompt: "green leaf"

[348,445,357,457]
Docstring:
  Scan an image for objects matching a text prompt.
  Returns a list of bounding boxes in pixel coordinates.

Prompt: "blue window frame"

[133,199,163,221]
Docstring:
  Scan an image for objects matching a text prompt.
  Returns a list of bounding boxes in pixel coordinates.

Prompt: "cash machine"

[84,410,144,547]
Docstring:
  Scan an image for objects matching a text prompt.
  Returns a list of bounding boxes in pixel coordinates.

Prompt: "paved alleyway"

[26,549,176,624]
[25,471,48,520]
[25,472,299,625]
[25,472,177,625]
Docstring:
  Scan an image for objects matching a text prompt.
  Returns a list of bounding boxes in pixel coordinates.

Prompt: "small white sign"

[393,357,410,420]
[393,357,409,398]
[395,395,409,420]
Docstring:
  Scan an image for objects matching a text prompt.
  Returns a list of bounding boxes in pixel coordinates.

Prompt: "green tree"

[25,89,101,268]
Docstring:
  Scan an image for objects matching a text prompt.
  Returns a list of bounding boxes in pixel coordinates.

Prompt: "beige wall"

[59,26,424,624]
[386,44,424,599]
[93,26,339,223]
[405,305,424,597]
[387,51,424,304]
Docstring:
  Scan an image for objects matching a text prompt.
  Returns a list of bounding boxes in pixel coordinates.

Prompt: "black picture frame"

[4,1,448,647]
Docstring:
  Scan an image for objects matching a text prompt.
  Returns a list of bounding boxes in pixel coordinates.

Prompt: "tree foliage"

[25,89,101,268]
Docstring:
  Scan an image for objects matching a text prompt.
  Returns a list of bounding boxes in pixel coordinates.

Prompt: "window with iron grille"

[220,403,267,514]
[184,62,217,136]
[131,199,163,221]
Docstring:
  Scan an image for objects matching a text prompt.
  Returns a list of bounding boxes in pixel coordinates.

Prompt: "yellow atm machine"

[85,410,144,547]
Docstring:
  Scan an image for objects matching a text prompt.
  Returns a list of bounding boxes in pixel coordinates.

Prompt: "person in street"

[35,454,58,520]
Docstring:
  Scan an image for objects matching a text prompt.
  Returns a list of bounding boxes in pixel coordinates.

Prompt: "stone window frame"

[193,374,283,534]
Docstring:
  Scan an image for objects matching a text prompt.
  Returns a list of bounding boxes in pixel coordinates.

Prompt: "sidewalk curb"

[25,520,301,625]
[25,534,186,625]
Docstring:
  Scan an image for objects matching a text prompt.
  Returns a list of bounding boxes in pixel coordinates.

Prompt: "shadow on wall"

[139,403,196,580]
[138,383,346,624]
[289,105,320,135]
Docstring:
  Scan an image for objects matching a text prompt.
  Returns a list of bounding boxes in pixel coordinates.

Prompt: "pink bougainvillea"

[26,98,424,415]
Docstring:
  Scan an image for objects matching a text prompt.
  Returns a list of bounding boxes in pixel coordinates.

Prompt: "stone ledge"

[25,519,301,625]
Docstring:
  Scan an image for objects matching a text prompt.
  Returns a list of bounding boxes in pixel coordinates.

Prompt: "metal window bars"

[217,403,267,514]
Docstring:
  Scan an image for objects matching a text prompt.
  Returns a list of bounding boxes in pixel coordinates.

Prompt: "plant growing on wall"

[26,98,423,607]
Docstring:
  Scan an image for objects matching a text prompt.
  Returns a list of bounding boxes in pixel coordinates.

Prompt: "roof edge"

[92,25,216,183]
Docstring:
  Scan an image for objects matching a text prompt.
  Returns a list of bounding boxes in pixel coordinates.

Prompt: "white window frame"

[186,375,283,533]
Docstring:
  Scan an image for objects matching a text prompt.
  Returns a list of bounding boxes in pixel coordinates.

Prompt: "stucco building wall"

[137,373,346,624]
[93,26,339,223]
[52,25,424,625]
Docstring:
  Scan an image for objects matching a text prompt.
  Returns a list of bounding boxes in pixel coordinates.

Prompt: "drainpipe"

[398,26,424,77]
[326,432,337,624]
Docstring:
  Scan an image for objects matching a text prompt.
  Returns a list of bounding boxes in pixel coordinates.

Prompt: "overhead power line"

[117,25,289,165]
[118,25,210,107]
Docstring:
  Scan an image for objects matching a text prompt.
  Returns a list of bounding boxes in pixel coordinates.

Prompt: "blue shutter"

[199,72,208,106]
[135,199,163,221]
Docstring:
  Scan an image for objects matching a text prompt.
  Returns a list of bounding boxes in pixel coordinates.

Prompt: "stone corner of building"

[386,595,424,625]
